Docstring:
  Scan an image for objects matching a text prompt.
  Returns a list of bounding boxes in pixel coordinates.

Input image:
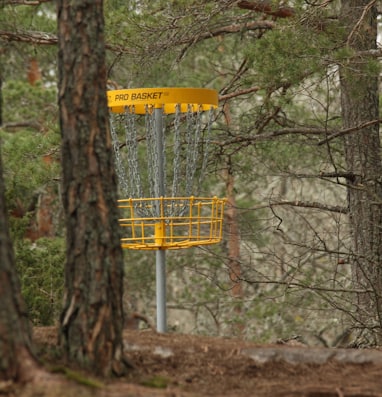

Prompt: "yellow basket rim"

[118,195,225,202]
[107,87,218,114]
[118,196,226,250]
[121,238,223,251]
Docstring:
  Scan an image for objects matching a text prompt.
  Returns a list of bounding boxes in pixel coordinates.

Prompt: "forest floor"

[8,326,382,397]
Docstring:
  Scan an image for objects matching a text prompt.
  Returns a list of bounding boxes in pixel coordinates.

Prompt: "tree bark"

[57,0,128,376]
[339,1,382,340]
[0,146,38,382]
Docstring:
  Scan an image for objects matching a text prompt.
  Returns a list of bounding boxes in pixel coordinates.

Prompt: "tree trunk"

[57,0,128,376]
[339,1,382,340]
[0,147,38,382]
[226,165,243,300]
[223,103,243,334]
[223,105,243,300]
[0,70,3,126]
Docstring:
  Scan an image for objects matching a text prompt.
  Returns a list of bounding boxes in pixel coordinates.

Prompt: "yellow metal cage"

[118,196,225,250]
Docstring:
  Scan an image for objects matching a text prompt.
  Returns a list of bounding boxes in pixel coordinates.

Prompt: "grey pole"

[154,107,167,332]
[156,249,167,332]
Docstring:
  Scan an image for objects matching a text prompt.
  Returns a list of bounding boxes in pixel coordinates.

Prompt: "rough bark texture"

[0,147,37,382]
[339,1,382,339]
[57,0,127,376]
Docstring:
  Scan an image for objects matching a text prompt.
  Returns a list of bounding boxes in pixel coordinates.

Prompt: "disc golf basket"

[107,87,225,332]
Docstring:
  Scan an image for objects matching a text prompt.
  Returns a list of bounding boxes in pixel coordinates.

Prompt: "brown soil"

[13,327,382,396]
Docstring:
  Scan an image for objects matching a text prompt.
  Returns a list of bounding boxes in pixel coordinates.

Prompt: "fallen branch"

[0,120,43,132]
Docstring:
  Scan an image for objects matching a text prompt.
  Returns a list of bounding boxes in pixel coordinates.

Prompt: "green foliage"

[2,79,57,125]
[0,3,57,84]
[1,80,60,213]
[15,238,65,325]
[1,128,60,212]
[1,3,56,33]
[249,26,330,89]
[1,79,62,326]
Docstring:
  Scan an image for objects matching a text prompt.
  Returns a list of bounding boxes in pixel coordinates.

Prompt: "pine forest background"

[1,0,381,348]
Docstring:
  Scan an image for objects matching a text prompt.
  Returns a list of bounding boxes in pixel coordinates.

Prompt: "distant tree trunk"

[57,0,128,376]
[0,147,39,382]
[0,70,2,126]
[27,57,41,86]
[339,1,382,340]
[223,103,243,335]
[226,163,242,300]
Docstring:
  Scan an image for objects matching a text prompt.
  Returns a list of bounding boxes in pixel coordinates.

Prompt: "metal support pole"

[154,107,167,332]
[156,249,167,332]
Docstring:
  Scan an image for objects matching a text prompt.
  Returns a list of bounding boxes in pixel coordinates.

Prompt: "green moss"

[50,366,104,389]
[140,375,170,389]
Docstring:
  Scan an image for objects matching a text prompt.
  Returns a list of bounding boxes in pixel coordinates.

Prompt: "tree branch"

[0,29,138,55]
[317,119,382,145]
[216,127,329,148]
[0,30,57,45]
[0,121,43,132]
[270,199,348,214]
[175,19,274,60]
[234,199,348,214]
[219,86,260,101]
[347,0,377,46]
[197,20,274,42]
[241,278,370,294]
[2,0,51,4]
[237,1,295,18]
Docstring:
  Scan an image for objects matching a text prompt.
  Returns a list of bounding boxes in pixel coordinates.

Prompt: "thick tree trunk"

[57,0,127,375]
[339,1,382,340]
[0,148,38,382]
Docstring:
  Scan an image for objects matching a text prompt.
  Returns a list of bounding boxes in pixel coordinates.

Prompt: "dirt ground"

[19,327,382,396]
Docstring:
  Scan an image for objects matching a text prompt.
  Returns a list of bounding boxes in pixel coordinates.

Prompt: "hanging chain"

[198,106,214,191]
[162,109,167,198]
[185,105,202,197]
[184,105,194,197]
[172,104,182,199]
[146,106,156,200]
[125,106,144,199]
[170,104,183,216]
[109,113,129,196]
[111,100,214,218]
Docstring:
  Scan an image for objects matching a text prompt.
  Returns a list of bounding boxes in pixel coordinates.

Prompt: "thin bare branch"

[347,0,377,46]
[317,119,382,145]
[236,199,348,214]
[216,127,329,148]
[242,279,370,294]
[219,86,260,101]
[176,19,274,60]
[219,59,249,96]
[270,200,348,214]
